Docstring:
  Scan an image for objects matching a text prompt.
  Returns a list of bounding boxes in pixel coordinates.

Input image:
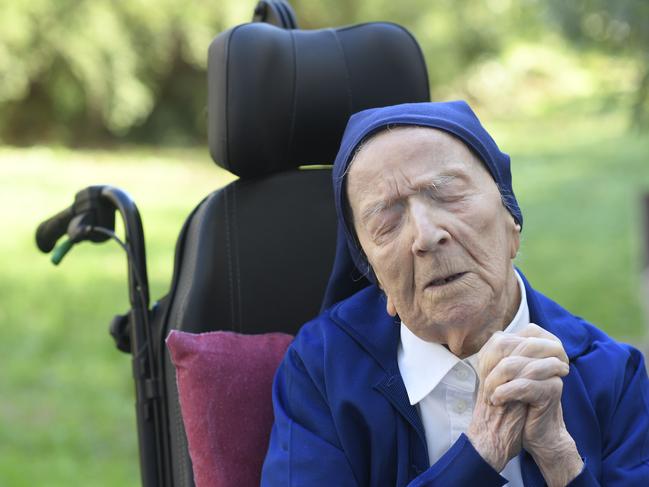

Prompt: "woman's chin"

[405,301,496,352]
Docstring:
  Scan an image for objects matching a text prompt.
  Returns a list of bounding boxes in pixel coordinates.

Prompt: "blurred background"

[1,0,648,485]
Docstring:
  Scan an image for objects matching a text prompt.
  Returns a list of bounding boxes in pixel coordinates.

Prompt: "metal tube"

[100,186,162,487]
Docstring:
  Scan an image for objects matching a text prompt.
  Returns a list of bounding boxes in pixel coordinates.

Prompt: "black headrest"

[208,22,430,178]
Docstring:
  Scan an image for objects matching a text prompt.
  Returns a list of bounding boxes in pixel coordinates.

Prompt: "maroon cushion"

[166,330,293,487]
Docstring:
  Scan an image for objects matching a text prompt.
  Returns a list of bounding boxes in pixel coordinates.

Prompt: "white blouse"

[398,270,528,486]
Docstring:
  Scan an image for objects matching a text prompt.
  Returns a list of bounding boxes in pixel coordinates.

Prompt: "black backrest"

[160,19,430,487]
[166,169,337,335]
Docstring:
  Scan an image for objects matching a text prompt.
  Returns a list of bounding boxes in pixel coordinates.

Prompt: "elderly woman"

[261,102,649,486]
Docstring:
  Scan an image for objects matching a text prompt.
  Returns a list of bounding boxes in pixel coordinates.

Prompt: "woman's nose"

[410,200,450,256]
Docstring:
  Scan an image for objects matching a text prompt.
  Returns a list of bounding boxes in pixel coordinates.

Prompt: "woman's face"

[346,127,521,357]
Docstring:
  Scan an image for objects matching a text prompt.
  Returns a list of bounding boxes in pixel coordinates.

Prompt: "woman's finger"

[483,356,568,398]
[490,376,563,407]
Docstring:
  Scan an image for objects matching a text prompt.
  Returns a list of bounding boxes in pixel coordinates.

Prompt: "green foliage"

[0,0,647,144]
[0,0,248,144]
[545,0,648,51]
[545,0,649,127]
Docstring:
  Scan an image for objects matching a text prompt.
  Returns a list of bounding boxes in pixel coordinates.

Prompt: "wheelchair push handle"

[35,206,75,253]
[35,185,148,301]
[35,186,116,257]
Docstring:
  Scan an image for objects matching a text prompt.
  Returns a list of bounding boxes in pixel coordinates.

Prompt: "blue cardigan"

[261,274,649,486]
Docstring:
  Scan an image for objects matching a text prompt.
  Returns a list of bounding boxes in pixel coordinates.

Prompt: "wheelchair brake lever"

[36,185,117,258]
[50,212,102,265]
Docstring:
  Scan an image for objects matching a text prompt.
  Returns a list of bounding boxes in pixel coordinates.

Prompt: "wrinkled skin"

[347,127,521,358]
[482,325,583,486]
[347,128,583,485]
[470,324,582,486]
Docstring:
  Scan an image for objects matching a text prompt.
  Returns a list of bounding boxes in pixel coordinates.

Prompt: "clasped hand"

[466,324,583,487]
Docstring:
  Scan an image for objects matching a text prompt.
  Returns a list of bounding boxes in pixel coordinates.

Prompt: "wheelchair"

[35,1,430,485]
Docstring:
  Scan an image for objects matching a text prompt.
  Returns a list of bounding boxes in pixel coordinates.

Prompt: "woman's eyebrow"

[421,174,458,191]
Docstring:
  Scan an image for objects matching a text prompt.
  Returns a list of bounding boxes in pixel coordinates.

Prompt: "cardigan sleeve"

[597,345,649,485]
[565,343,649,487]
[260,345,359,487]
[409,434,507,486]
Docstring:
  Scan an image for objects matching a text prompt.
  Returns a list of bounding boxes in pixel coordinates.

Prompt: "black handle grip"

[35,206,74,253]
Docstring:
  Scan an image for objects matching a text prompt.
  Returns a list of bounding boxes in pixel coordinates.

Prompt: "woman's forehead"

[346,127,488,193]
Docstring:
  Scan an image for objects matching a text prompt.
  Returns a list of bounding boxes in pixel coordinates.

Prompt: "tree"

[0,0,245,144]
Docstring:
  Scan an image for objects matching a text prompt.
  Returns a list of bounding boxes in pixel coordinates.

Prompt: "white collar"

[398,270,529,405]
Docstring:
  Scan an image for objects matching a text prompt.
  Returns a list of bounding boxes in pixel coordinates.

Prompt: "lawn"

[0,104,647,485]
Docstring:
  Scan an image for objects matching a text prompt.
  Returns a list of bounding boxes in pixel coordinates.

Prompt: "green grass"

[487,103,649,340]
[0,105,647,485]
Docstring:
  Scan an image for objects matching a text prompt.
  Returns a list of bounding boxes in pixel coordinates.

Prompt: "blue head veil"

[321,100,523,310]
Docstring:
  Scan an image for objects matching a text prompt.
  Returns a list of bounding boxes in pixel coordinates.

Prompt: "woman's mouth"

[428,272,467,287]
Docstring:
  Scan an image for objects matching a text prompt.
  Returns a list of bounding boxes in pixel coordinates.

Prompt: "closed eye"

[368,207,404,242]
